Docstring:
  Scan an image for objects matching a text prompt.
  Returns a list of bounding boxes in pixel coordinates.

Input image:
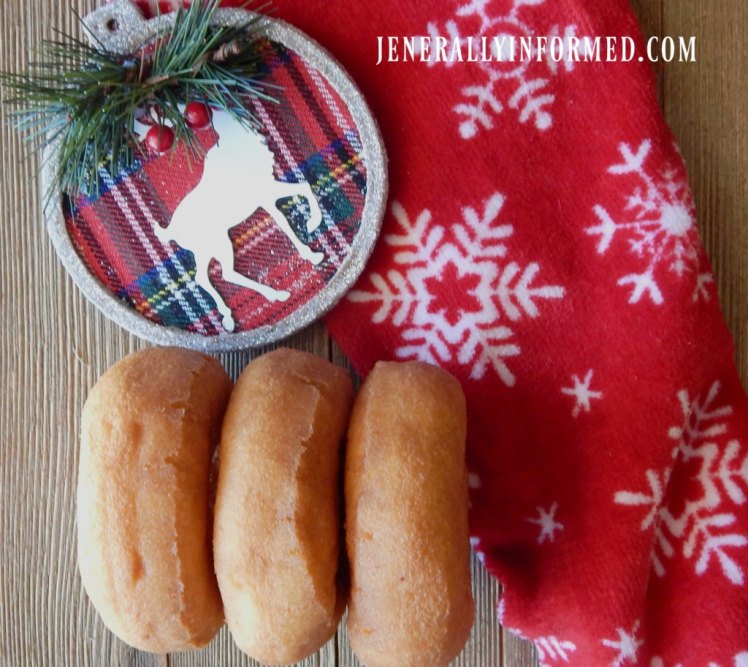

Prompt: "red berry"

[145,124,175,154]
[184,102,212,130]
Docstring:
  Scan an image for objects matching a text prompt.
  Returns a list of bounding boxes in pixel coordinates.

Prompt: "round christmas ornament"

[36,1,387,351]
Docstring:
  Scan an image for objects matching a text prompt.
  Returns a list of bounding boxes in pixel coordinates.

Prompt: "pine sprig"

[0,1,277,198]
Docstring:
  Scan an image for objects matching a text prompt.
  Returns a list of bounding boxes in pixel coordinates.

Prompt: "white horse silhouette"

[134,108,324,332]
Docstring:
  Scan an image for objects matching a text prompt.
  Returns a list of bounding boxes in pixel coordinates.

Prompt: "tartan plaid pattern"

[64,41,368,335]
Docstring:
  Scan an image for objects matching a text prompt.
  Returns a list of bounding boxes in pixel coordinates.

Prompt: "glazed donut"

[214,348,353,664]
[77,347,231,652]
[345,361,474,667]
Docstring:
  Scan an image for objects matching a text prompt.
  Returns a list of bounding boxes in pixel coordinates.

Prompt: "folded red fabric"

[134,1,748,663]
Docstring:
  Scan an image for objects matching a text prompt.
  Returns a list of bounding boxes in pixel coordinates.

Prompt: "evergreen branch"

[0,0,277,198]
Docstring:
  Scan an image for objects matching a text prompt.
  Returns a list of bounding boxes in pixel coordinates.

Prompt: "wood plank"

[630,0,665,103]
[461,558,504,667]
[0,0,163,664]
[663,0,748,382]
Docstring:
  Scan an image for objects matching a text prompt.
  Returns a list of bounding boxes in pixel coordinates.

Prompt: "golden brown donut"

[214,348,353,664]
[77,347,231,653]
[345,361,474,667]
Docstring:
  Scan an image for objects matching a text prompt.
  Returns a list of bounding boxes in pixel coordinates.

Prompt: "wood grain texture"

[662,0,748,382]
[0,1,744,666]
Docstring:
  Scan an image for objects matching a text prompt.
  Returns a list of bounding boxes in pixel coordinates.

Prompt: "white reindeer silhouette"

[134,108,324,332]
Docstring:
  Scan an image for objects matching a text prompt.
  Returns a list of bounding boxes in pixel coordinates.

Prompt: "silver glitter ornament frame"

[43,2,387,352]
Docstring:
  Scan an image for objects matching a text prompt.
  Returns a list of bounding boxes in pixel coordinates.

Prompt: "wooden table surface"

[1,1,745,665]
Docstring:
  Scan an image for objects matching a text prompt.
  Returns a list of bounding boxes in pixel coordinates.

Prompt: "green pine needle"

[0,0,278,199]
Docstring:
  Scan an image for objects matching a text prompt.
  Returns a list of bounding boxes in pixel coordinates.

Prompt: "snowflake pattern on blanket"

[587,139,713,305]
[348,193,564,385]
[419,0,583,138]
[615,381,748,585]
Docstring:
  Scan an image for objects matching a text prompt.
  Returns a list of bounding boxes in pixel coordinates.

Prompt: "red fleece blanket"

[135,1,748,664]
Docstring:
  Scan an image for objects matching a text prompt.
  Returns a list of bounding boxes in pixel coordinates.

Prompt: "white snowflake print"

[615,381,748,585]
[561,369,603,417]
[536,635,577,666]
[420,0,582,137]
[602,620,643,667]
[586,139,712,305]
[348,194,564,386]
[526,502,564,544]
